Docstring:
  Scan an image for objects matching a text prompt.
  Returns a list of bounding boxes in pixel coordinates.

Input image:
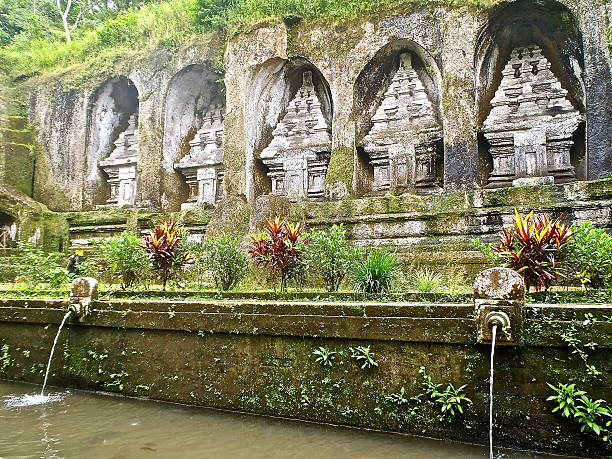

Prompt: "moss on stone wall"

[325,147,354,198]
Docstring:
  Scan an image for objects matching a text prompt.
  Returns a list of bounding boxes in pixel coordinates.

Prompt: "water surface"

[1,381,556,458]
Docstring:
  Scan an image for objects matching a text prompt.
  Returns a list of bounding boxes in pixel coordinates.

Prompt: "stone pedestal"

[474,267,525,345]
[69,277,99,322]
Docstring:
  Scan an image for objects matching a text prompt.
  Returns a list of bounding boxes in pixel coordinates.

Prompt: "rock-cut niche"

[476,0,586,188]
[354,42,443,195]
[164,64,225,210]
[248,58,333,202]
[86,76,139,208]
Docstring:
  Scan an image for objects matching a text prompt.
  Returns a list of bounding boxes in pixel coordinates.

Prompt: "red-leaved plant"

[248,217,307,292]
[493,209,573,291]
[141,218,188,290]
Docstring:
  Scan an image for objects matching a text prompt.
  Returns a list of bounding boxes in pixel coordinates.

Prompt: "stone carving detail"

[99,114,139,206]
[482,45,583,188]
[364,53,442,193]
[174,105,225,208]
[260,71,331,201]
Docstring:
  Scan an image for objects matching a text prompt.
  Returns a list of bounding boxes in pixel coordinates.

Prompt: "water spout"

[40,310,73,396]
[489,323,498,459]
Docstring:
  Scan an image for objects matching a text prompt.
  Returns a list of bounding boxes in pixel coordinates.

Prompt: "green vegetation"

[420,366,472,418]
[349,345,378,369]
[0,343,12,372]
[564,221,612,289]
[408,267,445,293]
[547,383,611,445]
[0,0,499,81]
[313,346,338,367]
[304,224,359,292]
[142,218,189,290]
[10,242,73,287]
[353,248,400,294]
[200,233,248,291]
[249,217,306,292]
[93,231,151,289]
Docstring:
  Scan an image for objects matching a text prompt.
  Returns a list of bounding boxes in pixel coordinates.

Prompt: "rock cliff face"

[2,0,611,254]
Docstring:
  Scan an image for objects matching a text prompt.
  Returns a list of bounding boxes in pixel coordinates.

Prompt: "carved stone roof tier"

[364,53,440,146]
[260,71,331,160]
[175,105,225,171]
[483,45,583,135]
[99,114,139,168]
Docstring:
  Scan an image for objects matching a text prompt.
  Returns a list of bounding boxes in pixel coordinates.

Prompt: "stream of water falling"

[489,323,498,459]
[41,310,72,396]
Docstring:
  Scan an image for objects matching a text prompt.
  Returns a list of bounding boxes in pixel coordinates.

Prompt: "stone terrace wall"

[0,298,611,456]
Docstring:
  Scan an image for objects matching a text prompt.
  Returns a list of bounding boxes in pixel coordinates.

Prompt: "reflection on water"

[1,381,555,459]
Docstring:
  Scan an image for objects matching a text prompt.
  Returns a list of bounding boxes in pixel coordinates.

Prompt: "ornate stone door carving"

[482,45,583,187]
[99,114,139,207]
[363,53,442,193]
[174,105,225,208]
[260,71,332,201]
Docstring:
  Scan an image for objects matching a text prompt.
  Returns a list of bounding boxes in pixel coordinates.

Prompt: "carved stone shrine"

[260,71,331,201]
[364,53,442,193]
[174,105,225,208]
[99,114,139,206]
[482,45,583,188]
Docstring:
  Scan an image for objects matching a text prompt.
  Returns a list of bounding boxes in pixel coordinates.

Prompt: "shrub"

[304,224,358,292]
[492,210,573,291]
[564,221,612,289]
[353,248,400,294]
[409,268,445,292]
[201,233,248,291]
[248,217,306,292]
[10,242,73,287]
[94,232,150,289]
[141,218,188,290]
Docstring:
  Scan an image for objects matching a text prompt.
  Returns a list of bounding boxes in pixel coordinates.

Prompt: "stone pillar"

[441,12,480,189]
[580,0,612,179]
[69,277,98,322]
[474,267,525,345]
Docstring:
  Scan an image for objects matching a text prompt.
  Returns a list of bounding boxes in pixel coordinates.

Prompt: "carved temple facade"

[482,45,583,188]
[363,53,443,193]
[94,48,588,208]
[99,114,139,207]
[260,71,332,201]
[174,105,225,208]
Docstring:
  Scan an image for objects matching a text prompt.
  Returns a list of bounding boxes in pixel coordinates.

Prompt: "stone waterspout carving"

[364,53,442,193]
[260,71,331,201]
[99,114,139,206]
[482,45,583,188]
[174,105,225,208]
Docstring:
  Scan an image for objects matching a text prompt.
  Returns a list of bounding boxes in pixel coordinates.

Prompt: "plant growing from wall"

[313,346,338,367]
[564,221,612,289]
[470,237,501,265]
[0,344,13,372]
[353,249,400,294]
[420,367,472,418]
[200,233,248,291]
[94,231,151,289]
[141,218,188,290]
[547,383,611,444]
[349,345,378,369]
[492,209,573,291]
[248,217,307,292]
[304,224,359,292]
